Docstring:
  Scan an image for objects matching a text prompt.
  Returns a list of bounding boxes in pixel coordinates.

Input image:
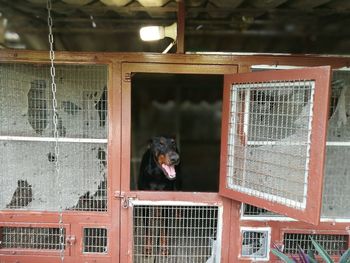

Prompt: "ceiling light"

[5,31,20,41]
[139,22,177,42]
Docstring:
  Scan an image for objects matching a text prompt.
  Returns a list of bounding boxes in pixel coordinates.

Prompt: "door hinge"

[114,191,137,208]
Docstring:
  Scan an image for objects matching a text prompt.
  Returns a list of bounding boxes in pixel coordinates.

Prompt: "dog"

[138,136,181,191]
[137,136,181,256]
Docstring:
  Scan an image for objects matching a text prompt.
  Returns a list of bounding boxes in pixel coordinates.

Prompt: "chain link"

[47,0,64,262]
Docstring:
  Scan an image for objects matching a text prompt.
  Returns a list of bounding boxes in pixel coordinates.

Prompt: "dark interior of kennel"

[130,73,223,192]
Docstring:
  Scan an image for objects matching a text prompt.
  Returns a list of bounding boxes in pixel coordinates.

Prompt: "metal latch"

[66,235,76,246]
[114,191,137,208]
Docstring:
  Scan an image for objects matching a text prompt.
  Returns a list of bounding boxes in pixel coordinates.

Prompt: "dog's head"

[149,136,180,180]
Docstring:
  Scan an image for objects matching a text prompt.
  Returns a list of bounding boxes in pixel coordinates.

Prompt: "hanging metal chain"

[47,0,65,262]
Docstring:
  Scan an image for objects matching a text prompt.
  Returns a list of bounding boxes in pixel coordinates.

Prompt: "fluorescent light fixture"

[140,22,177,42]
[140,26,164,41]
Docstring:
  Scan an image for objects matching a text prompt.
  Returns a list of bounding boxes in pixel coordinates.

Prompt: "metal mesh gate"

[283,233,349,256]
[0,62,109,259]
[239,71,350,219]
[83,228,108,254]
[0,226,65,250]
[227,80,315,209]
[323,71,350,219]
[132,204,220,263]
[0,63,108,212]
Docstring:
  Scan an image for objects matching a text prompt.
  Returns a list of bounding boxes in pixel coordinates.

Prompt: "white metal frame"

[239,226,271,261]
[0,136,107,143]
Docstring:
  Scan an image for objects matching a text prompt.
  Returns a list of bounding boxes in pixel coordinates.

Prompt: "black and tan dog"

[137,136,181,255]
[138,136,181,191]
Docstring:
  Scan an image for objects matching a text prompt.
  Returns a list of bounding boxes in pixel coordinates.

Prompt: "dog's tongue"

[162,164,176,178]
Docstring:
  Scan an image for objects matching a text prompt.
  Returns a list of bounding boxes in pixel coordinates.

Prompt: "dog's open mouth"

[161,163,176,180]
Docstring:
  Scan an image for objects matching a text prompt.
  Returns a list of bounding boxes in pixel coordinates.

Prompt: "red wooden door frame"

[119,62,238,263]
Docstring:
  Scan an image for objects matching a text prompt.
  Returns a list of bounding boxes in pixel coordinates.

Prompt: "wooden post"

[177,1,185,54]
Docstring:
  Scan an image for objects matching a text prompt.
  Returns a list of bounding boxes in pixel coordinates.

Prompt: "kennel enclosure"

[0,50,349,263]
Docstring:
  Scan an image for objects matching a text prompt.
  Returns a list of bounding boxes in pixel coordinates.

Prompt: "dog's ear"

[148,137,158,148]
[147,138,153,149]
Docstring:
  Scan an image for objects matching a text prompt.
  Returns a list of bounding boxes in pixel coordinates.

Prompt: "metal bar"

[0,135,107,143]
[303,81,315,207]
[326,142,350,146]
[247,141,310,146]
[230,184,305,209]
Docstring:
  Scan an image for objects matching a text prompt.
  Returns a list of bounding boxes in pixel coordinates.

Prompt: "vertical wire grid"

[1,227,66,250]
[226,80,315,209]
[283,233,348,256]
[133,205,219,263]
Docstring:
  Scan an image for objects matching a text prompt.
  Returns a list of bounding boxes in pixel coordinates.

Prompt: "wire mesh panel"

[238,69,349,220]
[242,204,279,217]
[0,63,108,212]
[83,228,108,253]
[0,64,108,138]
[227,80,315,209]
[133,205,219,263]
[241,228,270,259]
[283,233,349,256]
[0,227,66,250]
[1,141,107,211]
[322,71,350,218]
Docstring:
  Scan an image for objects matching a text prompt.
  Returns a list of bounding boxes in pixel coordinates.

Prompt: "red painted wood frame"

[0,59,120,263]
[219,66,332,225]
[120,62,238,263]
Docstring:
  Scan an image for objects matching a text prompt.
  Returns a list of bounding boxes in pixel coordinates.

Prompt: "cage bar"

[83,228,108,253]
[227,80,315,209]
[239,70,350,220]
[133,204,219,263]
[0,227,66,250]
[283,233,349,256]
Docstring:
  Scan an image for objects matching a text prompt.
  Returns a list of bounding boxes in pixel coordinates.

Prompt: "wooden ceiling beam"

[10,26,350,38]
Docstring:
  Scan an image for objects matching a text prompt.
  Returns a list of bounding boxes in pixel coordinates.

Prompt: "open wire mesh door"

[219,66,331,225]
